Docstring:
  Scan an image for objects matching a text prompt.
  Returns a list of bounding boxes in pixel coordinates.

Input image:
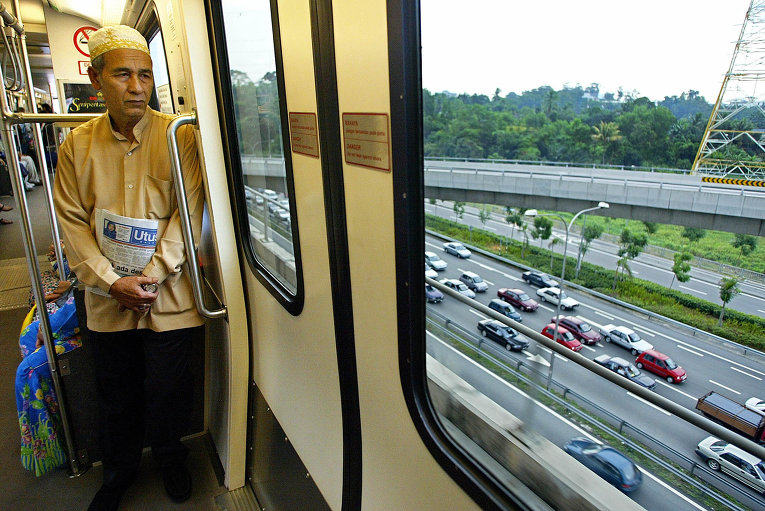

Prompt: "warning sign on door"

[342,113,390,172]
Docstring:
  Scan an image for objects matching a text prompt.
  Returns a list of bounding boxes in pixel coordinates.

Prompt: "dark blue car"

[563,437,643,493]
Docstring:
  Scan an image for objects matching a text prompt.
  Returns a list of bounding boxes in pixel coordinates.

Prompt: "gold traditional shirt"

[53,107,204,332]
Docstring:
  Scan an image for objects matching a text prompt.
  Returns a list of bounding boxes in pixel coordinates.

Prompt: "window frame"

[205,0,304,315]
[388,1,532,509]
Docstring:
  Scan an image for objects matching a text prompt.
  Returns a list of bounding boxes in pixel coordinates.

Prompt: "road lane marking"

[628,392,671,415]
[730,366,762,380]
[536,303,554,312]
[655,381,697,401]
[676,345,704,356]
[582,345,597,352]
[679,285,707,296]
[537,346,570,362]
[468,309,488,320]
[709,380,741,394]
[759,309,765,314]
[669,338,765,377]
[579,303,616,320]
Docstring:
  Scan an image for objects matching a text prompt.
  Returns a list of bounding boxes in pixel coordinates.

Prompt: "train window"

[147,29,173,113]
[413,1,764,510]
[209,0,303,307]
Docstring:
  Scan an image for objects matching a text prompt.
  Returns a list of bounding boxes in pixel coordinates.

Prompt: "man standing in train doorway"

[53,25,204,511]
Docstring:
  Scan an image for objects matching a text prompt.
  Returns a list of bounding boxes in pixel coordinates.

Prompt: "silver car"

[695,436,765,494]
[536,287,579,310]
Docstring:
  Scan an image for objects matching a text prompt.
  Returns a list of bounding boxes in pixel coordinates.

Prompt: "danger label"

[342,113,390,172]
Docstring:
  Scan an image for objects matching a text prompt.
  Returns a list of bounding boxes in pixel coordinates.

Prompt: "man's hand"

[109,276,159,313]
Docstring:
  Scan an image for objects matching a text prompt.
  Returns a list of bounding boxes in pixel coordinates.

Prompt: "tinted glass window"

[219,0,300,296]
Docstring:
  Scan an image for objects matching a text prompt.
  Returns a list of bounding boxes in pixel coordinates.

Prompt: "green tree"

[479,206,491,227]
[505,206,524,240]
[681,227,706,248]
[453,201,465,221]
[718,277,741,326]
[575,223,604,278]
[549,236,562,269]
[732,234,757,263]
[642,221,658,234]
[531,216,553,247]
[670,252,692,289]
[613,229,647,289]
[591,121,622,163]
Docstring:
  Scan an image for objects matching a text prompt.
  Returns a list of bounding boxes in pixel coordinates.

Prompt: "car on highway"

[443,241,472,258]
[695,436,765,494]
[477,319,529,351]
[488,298,522,322]
[497,288,539,312]
[746,397,765,416]
[599,324,654,355]
[551,316,601,344]
[634,350,686,384]
[540,323,582,352]
[521,270,559,288]
[425,284,443,304]
[593,355,656,389]
[425,263,438,280]
[564,437,643,493]
[536,287,579,310]
[425,251,447,271]
[459,271,489,292]
[440,279,475,299]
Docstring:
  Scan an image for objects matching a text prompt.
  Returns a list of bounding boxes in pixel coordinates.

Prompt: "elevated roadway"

[423,159,765,236]
[239,155,765,235]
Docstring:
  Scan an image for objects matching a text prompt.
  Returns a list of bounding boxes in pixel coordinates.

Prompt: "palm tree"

[591,121,623,164]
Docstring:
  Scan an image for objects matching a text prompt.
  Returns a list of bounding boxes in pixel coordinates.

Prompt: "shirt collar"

[108,107,153,144]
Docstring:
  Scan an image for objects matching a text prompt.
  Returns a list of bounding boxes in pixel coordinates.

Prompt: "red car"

[550,316,602,345]
[635,350,686,384]
[540,323,582,352]
[497,288,539,312]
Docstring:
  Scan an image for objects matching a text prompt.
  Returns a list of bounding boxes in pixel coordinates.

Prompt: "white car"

[439,278,475,299]
[599,324,654,355]
[695,436,765,494]
[443,241,472,258]
[425,251,447,271]
[536,287,579,310]
[425,263,438,280]
[746,397,765,416]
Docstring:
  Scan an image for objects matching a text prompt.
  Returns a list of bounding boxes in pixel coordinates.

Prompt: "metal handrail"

[425,276,765,461]
[166,113,227,319]
[0,3,99,476]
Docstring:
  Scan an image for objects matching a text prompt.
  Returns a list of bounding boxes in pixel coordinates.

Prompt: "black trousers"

[90,326,200,490]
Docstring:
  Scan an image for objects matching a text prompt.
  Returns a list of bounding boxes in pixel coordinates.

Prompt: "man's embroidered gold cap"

[88,25,149,61]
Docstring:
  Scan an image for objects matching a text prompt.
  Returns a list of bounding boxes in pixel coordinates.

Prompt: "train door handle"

[166,112,227,319]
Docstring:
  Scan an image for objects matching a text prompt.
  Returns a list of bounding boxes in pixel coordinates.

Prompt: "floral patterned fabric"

[15,295,81,476]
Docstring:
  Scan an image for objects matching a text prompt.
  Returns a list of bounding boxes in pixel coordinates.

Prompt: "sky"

[421,0,753,102]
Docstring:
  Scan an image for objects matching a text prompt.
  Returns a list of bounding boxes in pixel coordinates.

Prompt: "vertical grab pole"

[166,113,227,319]
[12,0,65,281]
[0,120,82,476]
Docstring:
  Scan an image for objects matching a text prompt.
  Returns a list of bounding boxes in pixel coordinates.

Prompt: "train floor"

[0,185,227,510]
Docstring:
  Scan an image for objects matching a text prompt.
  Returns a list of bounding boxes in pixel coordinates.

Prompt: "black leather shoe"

[162,464,192,502]
[87,485,124,511]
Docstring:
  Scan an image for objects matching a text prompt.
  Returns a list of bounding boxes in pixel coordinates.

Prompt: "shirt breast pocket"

[144,174,175,219]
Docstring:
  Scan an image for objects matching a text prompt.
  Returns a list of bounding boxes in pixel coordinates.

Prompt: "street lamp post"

[525,202,609,388]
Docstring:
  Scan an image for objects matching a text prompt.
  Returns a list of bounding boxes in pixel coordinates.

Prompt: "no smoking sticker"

[73,26,98,57]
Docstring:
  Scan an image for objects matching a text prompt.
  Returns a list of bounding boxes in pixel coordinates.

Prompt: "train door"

[131,0,251,490]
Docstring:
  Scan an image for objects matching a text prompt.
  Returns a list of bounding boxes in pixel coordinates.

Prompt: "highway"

[424,234,765,510]
[426,201,765,318]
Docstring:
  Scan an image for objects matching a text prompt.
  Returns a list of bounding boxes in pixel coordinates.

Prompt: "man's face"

[88,49,153,128]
